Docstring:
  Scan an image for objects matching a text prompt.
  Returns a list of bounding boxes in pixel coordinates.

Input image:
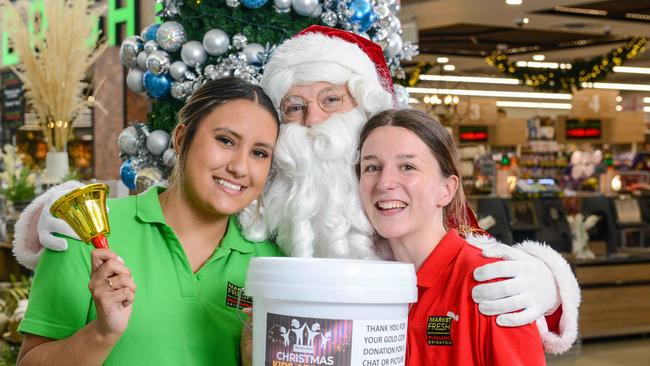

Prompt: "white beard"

[239,108,378,259]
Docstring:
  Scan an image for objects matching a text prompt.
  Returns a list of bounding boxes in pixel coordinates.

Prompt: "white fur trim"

[260,32,391,113]
[465,233,499,248]
[12,190,49,270]
[516,241,580,354]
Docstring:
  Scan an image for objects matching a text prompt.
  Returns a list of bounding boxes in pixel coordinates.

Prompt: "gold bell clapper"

[50,183,111,250]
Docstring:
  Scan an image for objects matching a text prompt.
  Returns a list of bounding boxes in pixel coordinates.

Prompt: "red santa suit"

[407,229,546,366]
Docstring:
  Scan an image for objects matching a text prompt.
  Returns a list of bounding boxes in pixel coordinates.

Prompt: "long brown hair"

[358,109,470,232]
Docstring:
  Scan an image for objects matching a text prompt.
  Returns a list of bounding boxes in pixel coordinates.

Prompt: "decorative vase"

[45,151,69,183]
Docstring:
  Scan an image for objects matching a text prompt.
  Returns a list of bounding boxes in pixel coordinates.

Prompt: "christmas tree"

[117,0,416,191]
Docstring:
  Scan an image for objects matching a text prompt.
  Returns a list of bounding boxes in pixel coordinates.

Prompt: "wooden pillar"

[93,46,124,180]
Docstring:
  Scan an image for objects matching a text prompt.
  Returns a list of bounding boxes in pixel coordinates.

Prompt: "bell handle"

[91,234,110,250]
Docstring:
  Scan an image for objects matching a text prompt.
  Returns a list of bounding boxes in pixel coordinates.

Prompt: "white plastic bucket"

[246,257,417,366]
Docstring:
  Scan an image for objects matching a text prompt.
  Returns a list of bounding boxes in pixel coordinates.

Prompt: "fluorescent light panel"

[613,66,650,75]
[645,106,650,112]
[506,0,522,5]
[584,82,650,92]
[643,97,650,103]
[496,101,572,110]
[419,75,520,85]
[406,87,572,100]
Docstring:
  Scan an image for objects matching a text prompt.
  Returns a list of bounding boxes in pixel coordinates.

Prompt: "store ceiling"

[400,0,650,83]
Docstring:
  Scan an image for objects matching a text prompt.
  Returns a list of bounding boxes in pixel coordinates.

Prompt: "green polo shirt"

[19,186,283,365]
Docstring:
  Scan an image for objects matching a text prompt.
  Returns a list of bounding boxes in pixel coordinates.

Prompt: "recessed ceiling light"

[443,64,456,71]
[436,57,449,63]
[506,0,522,5]
[532,55,545,61]
[523,17,530,24]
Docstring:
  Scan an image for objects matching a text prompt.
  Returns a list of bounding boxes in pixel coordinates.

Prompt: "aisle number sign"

[457,98,498,125]
[570,89,618,119]
[1,0,161,67]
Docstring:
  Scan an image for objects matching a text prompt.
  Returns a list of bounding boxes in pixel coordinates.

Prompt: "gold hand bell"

[50,183,110,249]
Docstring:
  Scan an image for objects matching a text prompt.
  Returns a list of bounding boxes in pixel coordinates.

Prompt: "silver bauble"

[320,11,338,27]
[145,50,171,76]
[170,81,192,100]
[119,36,143,68]
[393,84,409,109]
[226,0,241,7]
[135,167,164,194]
[162,148,177,167]
[310,4,323,17]
[120,36,143,58]
[118,126,139,155]
[146,130,170,156]
[136,51,148,70]
[126,68,146,94]
[292,0,319,16]
[232,34,248,50]
[169,61,189,81]
[273,0,291,12]
[242,43,265,65]
[156,21,187,52]
[202,29,230,56]
[120,49,137,68]
[180,41,207,67]
[144,40,159,54]
[388,16,401,34]
[385,33,403,58]
[375,5,390,19]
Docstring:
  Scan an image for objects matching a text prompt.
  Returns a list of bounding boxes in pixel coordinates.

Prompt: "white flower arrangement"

[0,144,36,203]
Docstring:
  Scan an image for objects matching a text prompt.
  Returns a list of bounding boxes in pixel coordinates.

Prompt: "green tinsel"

[484,37,647,93]
[148,0,318,132]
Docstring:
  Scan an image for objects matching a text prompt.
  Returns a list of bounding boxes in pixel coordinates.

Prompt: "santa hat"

[261,25,394,111]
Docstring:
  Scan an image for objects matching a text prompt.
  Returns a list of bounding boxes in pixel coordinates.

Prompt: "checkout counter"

[474,194,650,339]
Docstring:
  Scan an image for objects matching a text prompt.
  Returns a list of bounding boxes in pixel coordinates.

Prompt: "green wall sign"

[2,0,141,67]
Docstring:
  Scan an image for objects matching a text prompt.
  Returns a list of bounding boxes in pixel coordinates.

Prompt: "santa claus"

[13,25,578,354]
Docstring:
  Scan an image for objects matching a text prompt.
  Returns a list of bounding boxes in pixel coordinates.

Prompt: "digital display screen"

[565,119,601,139]
[459,126,489,142]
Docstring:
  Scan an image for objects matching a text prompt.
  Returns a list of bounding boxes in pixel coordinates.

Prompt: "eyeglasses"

[279,87,349,123]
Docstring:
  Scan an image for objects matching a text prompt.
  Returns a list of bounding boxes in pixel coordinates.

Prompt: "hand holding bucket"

[49,183,111,249]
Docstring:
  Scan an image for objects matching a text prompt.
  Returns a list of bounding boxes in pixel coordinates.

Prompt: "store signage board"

[459,125,489,143]
[570,89,618,119]
[1,71,24,129]
[565,119,602,140]
[457,98,498,125]
[1,0,149,67]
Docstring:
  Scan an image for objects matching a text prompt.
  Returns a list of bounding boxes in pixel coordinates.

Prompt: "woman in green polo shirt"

[17,77,283,366]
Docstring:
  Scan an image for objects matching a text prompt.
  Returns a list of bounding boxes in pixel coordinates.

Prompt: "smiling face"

[359,126,458,241]
[178,99,278,217]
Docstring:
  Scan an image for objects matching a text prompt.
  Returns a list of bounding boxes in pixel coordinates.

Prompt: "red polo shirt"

[406,229,546,366]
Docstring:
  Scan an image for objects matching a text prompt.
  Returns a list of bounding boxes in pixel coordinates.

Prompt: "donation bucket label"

[265,313,407,366]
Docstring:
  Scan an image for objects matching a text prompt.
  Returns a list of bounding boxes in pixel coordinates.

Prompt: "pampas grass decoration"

[0,0,106,152]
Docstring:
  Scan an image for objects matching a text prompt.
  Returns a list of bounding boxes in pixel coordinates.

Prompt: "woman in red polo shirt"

[358,109,546,366]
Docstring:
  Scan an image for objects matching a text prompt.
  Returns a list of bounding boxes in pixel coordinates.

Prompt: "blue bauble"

[120,159,137,190]
[142,23,160,42]
[348,0,376,33]
[358,11,377,33]
[349,0,372,21]
[143,71,172,99]
[241,0,268,8]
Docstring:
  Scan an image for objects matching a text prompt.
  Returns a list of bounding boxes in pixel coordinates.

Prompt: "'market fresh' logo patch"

[426,315,453,346]
[226,282,252,309]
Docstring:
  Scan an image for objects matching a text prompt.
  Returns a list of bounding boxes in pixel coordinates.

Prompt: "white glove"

[471,243,560,327]
[13,180,84,269]
[37,181,86,249]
